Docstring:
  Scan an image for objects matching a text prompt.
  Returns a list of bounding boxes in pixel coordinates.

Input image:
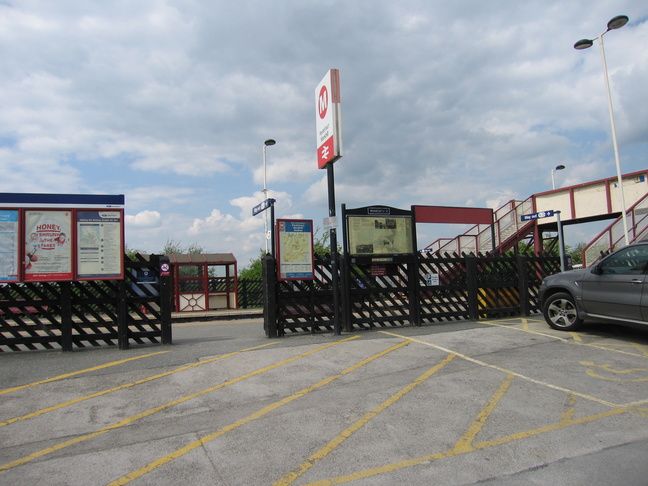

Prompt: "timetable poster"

[77,210,123,279]
[24,210,73,281]
[0,210,19,282]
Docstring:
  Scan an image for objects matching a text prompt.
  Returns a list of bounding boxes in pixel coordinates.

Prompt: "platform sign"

[276,219,314,281]
[252,198,275,216]
[315,69,342,169]
[521,210,555,221]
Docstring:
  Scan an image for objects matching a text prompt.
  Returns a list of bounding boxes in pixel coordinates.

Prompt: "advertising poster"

[77,210,123,279]
[276,219,315,281]
[0,210,19,282]
[24,210,73,281]
[348,216,413,256]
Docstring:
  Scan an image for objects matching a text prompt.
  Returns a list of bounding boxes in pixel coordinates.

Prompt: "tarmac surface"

[2,315,648,485]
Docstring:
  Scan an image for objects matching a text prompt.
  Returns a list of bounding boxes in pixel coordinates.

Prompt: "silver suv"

[539,242,648,331]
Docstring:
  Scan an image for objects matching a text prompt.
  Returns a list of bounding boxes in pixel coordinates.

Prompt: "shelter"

[166,253,238,312]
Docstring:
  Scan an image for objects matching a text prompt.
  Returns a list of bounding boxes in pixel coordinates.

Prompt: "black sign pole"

[270,201,276,258]
[327,162,341,335]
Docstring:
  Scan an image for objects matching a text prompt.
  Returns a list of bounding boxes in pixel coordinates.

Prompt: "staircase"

[424,198,534,255]
[582,192,648,266]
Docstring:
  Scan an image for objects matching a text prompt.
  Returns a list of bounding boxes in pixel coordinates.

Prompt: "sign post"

[315,69,343,334]
[521,209,565,272]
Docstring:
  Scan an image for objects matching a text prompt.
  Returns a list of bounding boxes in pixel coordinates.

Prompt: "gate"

[343,257,417,330]
[264,252,560,337]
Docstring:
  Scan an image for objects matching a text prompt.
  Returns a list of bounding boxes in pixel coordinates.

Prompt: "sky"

[1,1,647,269]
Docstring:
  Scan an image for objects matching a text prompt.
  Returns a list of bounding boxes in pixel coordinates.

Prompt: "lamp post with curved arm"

[574,15,630,245]
[262,139,276,255]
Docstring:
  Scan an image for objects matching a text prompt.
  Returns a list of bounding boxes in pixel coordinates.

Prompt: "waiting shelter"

[166,253,238,312]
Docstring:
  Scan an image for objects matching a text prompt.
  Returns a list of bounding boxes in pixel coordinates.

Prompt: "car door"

[579,245,648,322]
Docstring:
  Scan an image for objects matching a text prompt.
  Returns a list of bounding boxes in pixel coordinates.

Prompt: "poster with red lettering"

[24,210,73,281]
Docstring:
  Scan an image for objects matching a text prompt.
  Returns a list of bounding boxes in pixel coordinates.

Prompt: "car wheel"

[543,292,583,331]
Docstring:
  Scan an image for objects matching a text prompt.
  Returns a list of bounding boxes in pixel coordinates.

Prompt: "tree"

[239,250,265,280]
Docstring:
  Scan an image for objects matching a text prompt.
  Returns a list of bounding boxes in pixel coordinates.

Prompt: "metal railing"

[582,193,648,267]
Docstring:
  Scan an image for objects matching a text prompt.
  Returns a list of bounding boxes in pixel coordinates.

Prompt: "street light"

[574,15,630,246]
[551,164,565,190]
[262,139,276,254]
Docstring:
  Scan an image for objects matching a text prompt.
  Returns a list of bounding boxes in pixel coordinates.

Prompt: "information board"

[0,193,125,282]
[77,210,123,279]
[0,210,19,282]
[347,215,413,256]
[276,219,315,281]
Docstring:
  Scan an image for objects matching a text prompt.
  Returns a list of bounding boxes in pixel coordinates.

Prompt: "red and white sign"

[315,69,342,169]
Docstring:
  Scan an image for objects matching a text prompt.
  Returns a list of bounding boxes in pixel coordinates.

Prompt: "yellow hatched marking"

[453,374,514,453]
[0,350,170,396]
[379,331,619,407]
[107,340,408,486]
[273,353,457,485]
[302,407,628,485]
[0,343,275,429]
[0,338,354,472]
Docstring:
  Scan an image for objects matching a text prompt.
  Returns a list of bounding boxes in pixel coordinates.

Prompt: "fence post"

[262,255,278,338]
[158,255,173,344]
[238,279,247,309]
[409,255,421,326]
[60,281,73,352]
[465,255,479,321]
[517,254,530,316]
[117,278,129,350]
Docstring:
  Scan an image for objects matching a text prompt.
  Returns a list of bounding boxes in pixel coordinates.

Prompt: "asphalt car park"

[2,316,648,485]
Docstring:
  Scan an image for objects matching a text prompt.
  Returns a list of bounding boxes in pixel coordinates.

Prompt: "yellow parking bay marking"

[0,342,276,429]
[379,331,619,408]
[2,337,345,472]
[580,361,648,382]
[0,350,170,396]
[273,353,457,486]
[303,388,629,486]
[107,339,409,486]
[453,374,514,453]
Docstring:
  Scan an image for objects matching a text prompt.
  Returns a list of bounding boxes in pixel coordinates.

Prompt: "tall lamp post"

[551,164,565,190]
[262,139,276,254]
[574,15,630,246]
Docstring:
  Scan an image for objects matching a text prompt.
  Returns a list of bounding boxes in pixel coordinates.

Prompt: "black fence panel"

[0,254,172,352]
[238,279,263,309]
[264,251,561,337]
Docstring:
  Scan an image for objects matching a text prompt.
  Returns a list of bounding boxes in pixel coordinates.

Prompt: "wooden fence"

[263,252,560,337]
[0,254,172,352]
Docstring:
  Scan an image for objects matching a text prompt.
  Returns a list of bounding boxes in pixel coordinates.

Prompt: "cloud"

[126,210,161,228]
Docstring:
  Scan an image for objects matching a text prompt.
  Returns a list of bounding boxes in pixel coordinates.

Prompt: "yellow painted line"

[0,350,170,396]
[479,319,570,342]
[0,337,356,473]
[453,374,514,453]
[482,319,648,358]
[559,394,578,424]
[379,331,620,408]
[303,407,630,486]
[274,353,457,486]
[0,342,275,429]
[107,339,408,486]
